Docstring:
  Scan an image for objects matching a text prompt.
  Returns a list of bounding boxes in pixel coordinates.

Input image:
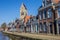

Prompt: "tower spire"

[20,3,28,20]
[20,3,27,10]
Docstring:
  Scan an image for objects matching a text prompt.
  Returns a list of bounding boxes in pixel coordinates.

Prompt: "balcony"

[38,3,54,11]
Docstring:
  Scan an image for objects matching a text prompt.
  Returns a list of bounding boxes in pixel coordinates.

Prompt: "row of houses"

[5,0,60,35]
[37,0,60,35]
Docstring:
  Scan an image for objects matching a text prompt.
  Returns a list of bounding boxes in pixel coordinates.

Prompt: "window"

[42,1,45,7]
[43,10,46,19]
[58,7,60,18]
[40,23,43,31]
[43,22,47,32]
[35,24,38,32]
[21,12,24,15]
[39,15,41,20]
[42,0,46,6]
[47,9,52,18]
[33,17,36,21]
[42,0,52,6]
[39,12,42,20]
[58,21,60,34]
[28,19,30,23]
[46,0,52,5]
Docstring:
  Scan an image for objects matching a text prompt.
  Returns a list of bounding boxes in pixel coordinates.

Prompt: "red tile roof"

[24,16,31,23]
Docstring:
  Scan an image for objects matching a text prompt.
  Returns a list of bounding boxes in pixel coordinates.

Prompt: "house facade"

[37,0,60,35]
[7,0,60,35]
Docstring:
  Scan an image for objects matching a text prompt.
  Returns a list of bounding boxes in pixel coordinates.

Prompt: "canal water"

[0,32,9,40]
[0,32,43,40]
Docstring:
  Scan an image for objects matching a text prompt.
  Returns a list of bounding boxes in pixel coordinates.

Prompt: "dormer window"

[46,0,52,5]
[42,0,46,6]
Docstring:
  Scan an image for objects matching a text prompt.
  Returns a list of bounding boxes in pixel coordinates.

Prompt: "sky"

[0,0,42,26]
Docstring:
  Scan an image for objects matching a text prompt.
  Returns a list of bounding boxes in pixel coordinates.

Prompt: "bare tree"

[1,23,7,30]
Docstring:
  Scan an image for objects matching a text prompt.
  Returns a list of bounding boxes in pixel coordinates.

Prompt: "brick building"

[37,0,60,35]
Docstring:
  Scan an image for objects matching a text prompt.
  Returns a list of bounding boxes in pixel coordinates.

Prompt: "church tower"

[20,3,27,20]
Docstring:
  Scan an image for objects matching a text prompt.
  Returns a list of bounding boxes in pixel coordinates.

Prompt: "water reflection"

[1,32,43,40]
[0,32,9,40]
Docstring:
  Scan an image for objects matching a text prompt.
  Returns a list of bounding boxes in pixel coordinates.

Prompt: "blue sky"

[0,0,42,26]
